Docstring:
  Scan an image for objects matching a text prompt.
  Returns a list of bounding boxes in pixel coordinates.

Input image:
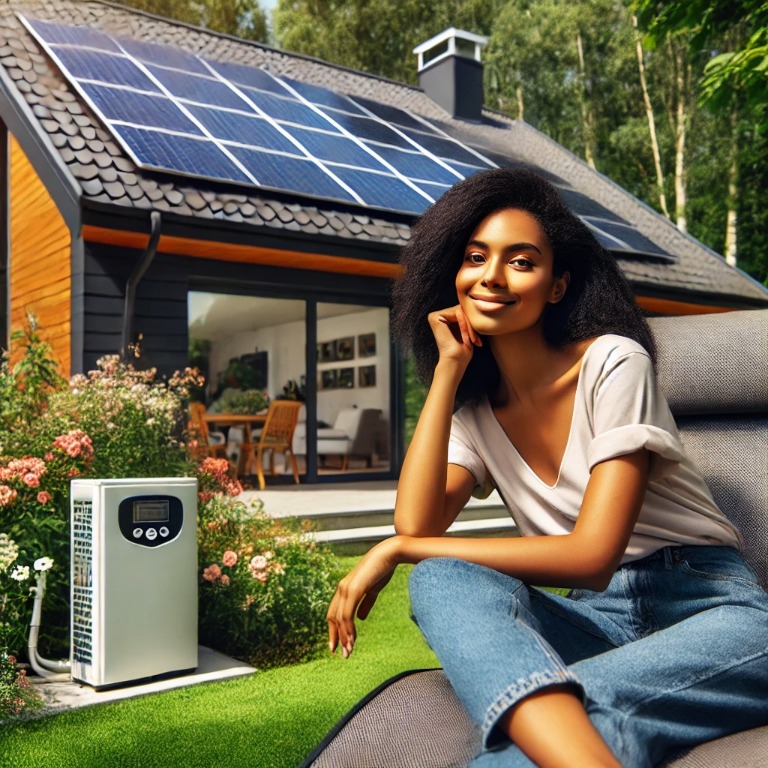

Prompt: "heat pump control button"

[133,528,143,539]
[145,528,158,540]
[159,526,170,537]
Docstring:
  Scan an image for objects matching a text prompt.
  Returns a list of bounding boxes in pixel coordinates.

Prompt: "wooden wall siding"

[83,245,189,377]
[9,135,72,373]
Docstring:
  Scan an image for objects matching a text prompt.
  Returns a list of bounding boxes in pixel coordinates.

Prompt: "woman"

[326,168,768,767]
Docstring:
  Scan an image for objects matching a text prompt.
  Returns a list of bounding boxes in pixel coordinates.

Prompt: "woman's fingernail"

[342,646,349,659]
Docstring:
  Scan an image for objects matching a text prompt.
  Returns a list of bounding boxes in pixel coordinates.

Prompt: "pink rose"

[222,550,238,567]
[250,555,268,571]
[220,574,230,586]
[23,473,40,488]
[0,485,18,507]
[202,564,222,582]
[37,491,52,504]
[253,571,268,583]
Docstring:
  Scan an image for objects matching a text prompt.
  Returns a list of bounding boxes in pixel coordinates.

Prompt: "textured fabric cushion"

[304,670,768,768]
[649,309,768,415]
[662,726,768,767]
[676,417,768,588]
[302,670,480,768]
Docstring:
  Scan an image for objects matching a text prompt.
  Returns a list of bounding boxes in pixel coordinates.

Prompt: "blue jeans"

[409,546,768,768]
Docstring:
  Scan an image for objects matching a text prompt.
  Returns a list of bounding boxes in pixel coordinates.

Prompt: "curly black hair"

[392,167,655,405]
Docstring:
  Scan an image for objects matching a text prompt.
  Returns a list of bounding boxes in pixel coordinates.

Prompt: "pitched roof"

[1,0,766,308]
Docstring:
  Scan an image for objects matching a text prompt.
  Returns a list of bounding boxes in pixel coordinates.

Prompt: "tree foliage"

[635,0,768,133]
[119,0,268,42]
[273,0,498,83]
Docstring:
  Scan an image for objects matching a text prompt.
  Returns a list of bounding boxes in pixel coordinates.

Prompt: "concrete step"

[304,501,510,532]
[244,482,516,556]
[315,512,518,556]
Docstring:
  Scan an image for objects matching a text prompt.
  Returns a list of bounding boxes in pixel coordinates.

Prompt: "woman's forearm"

[394,361,466,536]
[393,533,610,591]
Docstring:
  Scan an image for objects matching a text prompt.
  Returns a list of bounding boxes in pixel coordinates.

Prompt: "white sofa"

[293,407,384,470]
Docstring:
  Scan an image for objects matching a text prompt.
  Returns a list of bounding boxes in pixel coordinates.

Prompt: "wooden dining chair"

[249,400,303,490]
[188,401,229,462]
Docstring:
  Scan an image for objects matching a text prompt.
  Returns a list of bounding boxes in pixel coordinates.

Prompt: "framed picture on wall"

[358,333,376,357]
[321,369,338,389]
[359,365,376,388]
[338,367,355,388]
[318,341,336,362]
[336,337,355,360]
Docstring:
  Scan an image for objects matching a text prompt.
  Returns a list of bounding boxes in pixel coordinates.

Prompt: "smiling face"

[455,208,569,338]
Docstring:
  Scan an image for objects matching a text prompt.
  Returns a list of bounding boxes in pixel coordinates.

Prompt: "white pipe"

[28,572,71,680]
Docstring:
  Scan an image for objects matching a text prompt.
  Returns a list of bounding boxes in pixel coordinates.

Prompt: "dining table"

[203,412,268,477]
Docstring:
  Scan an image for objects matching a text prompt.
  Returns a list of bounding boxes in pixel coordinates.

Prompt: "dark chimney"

[414,28,489,122]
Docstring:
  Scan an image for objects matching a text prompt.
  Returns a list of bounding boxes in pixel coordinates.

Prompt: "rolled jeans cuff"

[482,668,584,748]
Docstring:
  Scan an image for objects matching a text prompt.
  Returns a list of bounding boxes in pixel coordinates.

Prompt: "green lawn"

[1,559,438,768]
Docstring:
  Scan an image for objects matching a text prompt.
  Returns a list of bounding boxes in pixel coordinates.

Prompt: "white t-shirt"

[447,334,743,563]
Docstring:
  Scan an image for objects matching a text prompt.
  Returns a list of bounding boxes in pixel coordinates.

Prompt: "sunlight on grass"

[1,558,438,768]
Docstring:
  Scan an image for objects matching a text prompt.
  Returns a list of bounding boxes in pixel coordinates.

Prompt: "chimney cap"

[413,28,489,72]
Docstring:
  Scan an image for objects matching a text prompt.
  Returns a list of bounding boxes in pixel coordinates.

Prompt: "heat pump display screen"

[133,500,170,523]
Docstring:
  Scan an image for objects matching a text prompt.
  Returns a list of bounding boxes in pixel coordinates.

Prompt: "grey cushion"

[304,670,768,768]
[663,726,768,767]
[303,670,480,768]
[649,309,767,415]
[676,417,768,588]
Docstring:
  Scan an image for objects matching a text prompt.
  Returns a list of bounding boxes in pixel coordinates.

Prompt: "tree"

[634,1,767,273]
[118,0,268,42]
[273,0,499,84]
[634,0,768,133]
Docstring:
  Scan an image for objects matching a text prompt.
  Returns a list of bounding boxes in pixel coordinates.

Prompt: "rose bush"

[197,468,340,669]
[1,316,343,675]
[0,317,198,658]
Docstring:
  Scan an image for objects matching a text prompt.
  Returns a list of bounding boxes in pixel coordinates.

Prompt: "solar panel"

[21,15,497,214]
[18,13,677,258]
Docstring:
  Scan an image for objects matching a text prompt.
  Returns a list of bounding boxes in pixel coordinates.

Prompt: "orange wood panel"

[635,295,732,316]
[81,224,402,279]
[9,136,72,375]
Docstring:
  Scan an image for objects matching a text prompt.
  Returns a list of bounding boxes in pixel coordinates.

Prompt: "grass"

[1,557,438,768]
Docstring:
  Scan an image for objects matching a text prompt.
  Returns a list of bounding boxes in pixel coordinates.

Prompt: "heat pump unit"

[70,478,198,689]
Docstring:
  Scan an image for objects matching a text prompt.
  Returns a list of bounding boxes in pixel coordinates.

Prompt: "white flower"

[10,564,29,581]
[34,556,54,572]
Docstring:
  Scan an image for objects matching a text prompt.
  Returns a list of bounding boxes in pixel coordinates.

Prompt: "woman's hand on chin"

[327,536,403,658]
[428,305,482,368]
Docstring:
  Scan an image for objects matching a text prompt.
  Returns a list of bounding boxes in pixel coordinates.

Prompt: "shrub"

[197,479,340,669]
[0,533,45,720]
[0,317,200,658]
[0,649,41,721]
[2,316,339,673]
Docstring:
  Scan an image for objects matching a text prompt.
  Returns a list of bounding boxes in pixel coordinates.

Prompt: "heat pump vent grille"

[72,498,94,663]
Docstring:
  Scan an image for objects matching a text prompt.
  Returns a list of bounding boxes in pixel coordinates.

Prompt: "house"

[2,2,766,484]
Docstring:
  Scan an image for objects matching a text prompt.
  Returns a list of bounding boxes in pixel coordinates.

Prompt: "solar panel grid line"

[23,17,261,186]
[198,57,365,206]
[270,74,435,208]
[347,97,466,185]
[583,219,632,251]
[22,16,514,215]
[399,108,500,170]
[108,38,261,185]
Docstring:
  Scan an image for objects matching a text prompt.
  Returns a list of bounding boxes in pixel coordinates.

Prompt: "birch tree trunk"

[576,29,596,169]
[724,112,739,266]
[632,14,670,219]
[672,39,689,233]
